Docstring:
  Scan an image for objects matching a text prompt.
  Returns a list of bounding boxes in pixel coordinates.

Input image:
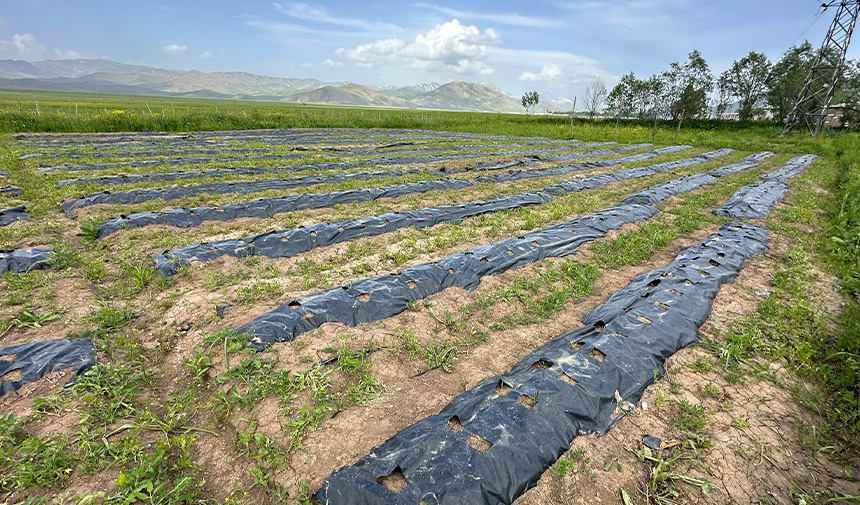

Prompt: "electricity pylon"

[783,1,860,137]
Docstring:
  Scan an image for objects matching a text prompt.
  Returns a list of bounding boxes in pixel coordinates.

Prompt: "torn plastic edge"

[0,338,98,397]
[0,247,54,275]
[0,205,30,227]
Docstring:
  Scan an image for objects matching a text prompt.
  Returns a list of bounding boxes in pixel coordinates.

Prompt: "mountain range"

[0,59,561,114]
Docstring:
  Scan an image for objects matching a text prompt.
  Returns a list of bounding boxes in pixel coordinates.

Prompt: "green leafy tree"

[521,91,540,114]
[720,51,772,121]
[768,42,816,123]
[661,50,714,119]
[606,72,637,117]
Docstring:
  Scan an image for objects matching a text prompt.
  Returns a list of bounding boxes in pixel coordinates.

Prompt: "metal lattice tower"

[783,1,860,137]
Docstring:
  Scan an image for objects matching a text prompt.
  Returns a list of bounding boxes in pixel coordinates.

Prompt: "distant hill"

[0,58,558,114]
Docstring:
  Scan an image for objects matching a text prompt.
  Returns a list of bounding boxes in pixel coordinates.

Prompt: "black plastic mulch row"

[22,147,274,160]
[0,206,29,227]
[151,191,552,276]
[620,151,775,206]
[60,169,421,218]
[0,187,21,196]
[59,156,544,216]
[475,144,688,183]
[0,248,53,275]
[315,222,769,505]
[0,170,9,177]
[14,128,523,145]
[53,141,614,186]
[95,179,473,238]
[0,338,97,397]
[34,140,608,174]
[759,154,818,182]
[544,148,734,194]
[150,149,735,276]
[713,154,817,219]
[236,204,659,351]
[57,161,356,186]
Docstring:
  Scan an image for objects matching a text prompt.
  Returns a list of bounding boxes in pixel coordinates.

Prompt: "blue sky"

[0,1,853,103]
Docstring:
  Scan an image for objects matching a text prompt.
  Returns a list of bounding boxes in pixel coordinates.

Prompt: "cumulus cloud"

[201,50,214,59]
[0,33,46,58]
[519,64,562,81]
[53,49,81,59]
[336,19,498,75]
[161,44,187,54]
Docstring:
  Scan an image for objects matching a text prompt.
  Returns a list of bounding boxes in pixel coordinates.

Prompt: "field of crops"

[0,98,858,505]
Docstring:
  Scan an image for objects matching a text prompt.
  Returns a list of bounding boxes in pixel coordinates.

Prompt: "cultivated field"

[0,92,858,505]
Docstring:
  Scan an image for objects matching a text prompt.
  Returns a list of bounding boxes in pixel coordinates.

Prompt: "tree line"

[573,42,860,124]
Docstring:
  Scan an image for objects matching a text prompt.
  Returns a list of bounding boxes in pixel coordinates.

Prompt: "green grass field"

[0,90,858,504]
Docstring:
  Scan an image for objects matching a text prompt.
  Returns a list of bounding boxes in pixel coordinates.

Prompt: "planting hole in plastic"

[288,301,301,309]
[495,380,513,396]
[517,394,536,408]
[570,341,584,351]
[467,434,493,454]
[357,293,371,302]
[377,467,407,493]
[590,348,606,363]
[406,281,418,289]
[532,359,553,369]
[637,315,652,325]
[447,415,464,433]
[301,311,315,320]
[647,279,660,289]
[655,301,669,310]
[558,372,578,386]
[593,321,605,332]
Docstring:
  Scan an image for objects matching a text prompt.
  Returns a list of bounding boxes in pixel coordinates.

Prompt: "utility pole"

[783,1,860,137]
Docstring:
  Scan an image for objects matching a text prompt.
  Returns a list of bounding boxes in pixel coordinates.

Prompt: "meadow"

[0,89,857,505]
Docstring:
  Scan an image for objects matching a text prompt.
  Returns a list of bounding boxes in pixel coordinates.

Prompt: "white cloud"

[162,44,187,54]
[519,64,562,81]
[414,3,567,28]
[337,19,499,75]
[273,3,400,33]
[155,5,188,14]
[321,58,344,68]
[0,33,46,58]
[53,48,82,59]
[201,50,213,59]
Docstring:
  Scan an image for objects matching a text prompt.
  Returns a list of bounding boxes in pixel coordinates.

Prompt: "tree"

[720,51,772,121]
[521,91,539,114]
[767,42,816,123]
[583,78,608,118]
[606,72,637,117]
[712,76,732,119]
[661,50,713,119]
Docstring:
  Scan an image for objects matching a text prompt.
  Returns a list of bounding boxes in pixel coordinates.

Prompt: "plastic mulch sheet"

[150,149,734,276]
[95,179,473,238]
[315,222,769,505]
[475,145,692,184]
[0,248,54,275]
[152,191,553,276]
[0,187,20,196]
[235,204,660,352]
[59,169,421,217]
[0,206,29,227]
[0,339,97,397]
[713,154,817,220]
